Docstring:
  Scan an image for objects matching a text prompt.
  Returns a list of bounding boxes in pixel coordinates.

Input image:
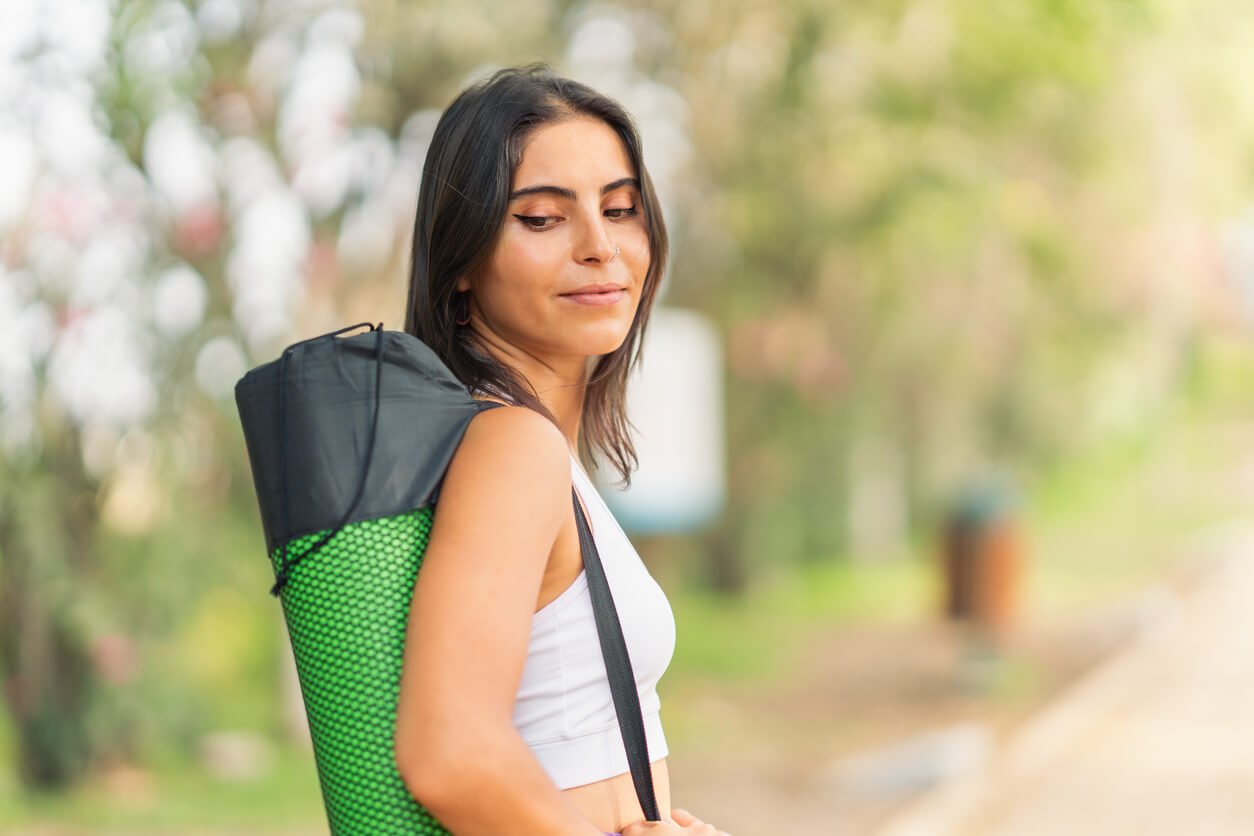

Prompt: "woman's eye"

[513,214,559,230]
[513,206,635,229]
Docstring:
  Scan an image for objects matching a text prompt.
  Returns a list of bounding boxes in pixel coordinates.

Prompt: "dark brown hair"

[404,63,668,487]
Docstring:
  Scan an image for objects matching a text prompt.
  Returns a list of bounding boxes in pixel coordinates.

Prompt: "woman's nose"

[574,216,616,264]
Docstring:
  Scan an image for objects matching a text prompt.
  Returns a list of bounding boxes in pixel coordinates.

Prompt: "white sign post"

[595,306,725,535]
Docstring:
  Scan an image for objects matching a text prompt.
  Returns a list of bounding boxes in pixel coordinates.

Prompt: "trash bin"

[941,483,1024,640]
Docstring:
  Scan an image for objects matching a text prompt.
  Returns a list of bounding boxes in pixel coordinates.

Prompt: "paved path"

[883,532,1254,836]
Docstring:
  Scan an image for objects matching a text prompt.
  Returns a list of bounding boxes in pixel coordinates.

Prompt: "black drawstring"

[271,322,384,596]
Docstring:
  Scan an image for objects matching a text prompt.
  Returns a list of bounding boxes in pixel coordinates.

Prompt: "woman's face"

[458,116,650,364]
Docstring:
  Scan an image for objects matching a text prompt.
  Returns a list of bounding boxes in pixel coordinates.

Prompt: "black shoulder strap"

[571,487,661,823]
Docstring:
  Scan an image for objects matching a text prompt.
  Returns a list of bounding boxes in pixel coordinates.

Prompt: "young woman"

[393,65,731,836]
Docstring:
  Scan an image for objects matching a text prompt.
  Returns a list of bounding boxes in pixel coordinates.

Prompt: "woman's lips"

[559,289,627,306]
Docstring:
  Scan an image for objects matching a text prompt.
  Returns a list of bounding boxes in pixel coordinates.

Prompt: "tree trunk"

[704,514,748,595]
[0,422,100,789]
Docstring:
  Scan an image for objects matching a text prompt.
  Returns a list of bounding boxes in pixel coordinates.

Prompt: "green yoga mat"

[274,510,448,834]
[236,324,502,834]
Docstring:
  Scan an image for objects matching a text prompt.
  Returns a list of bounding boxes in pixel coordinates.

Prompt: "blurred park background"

[4,0,1254,833]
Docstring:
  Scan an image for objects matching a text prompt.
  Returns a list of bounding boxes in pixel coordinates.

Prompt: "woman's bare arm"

[394,405,605,836]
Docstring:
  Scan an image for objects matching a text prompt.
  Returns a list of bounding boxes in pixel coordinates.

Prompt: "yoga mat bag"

[234,323,660,834]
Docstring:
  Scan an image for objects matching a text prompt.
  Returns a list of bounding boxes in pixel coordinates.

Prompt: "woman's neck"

[468,333,587,454]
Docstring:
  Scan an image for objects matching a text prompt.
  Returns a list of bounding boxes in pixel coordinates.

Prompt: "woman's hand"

[620,807,732,836]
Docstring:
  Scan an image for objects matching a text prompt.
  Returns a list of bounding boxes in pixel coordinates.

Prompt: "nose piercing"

[609,245,620,262]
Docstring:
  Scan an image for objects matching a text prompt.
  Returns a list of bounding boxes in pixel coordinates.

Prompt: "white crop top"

[510,451,677,790]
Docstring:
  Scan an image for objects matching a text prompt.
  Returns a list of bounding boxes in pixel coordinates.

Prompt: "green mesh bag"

[235,323,501,834]
[271,511,445,833]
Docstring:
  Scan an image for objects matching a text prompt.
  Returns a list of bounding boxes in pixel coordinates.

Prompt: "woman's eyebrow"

[508,177,640,202]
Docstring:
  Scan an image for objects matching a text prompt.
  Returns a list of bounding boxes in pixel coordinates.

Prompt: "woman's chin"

[570,326,632,358]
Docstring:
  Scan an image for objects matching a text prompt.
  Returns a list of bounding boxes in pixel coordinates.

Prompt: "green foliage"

[0,746,325,833]
[668,0,1254,583]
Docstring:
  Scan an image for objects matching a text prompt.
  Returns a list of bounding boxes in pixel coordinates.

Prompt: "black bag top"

[234,324,503,558]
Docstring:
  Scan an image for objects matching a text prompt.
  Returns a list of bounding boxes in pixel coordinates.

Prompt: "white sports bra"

[510,450,677,790]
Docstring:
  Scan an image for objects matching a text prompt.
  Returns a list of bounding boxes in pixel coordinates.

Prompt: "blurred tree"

[659,0,1250,583]
[0,423,98,786]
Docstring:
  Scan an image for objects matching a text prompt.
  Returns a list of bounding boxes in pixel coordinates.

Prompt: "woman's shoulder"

[454,402,570,492]
[432,402,571,555]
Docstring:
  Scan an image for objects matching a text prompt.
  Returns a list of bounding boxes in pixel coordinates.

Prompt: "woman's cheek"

[511,234,565,276]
